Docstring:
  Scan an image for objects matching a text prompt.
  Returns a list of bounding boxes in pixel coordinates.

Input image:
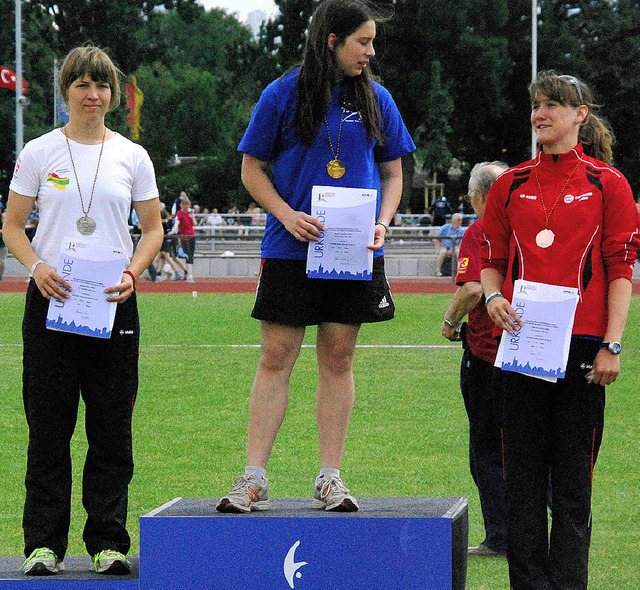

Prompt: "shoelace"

[319,476,349,497]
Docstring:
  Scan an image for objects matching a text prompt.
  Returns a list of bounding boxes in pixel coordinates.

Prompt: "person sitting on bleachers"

[433,212,464,276]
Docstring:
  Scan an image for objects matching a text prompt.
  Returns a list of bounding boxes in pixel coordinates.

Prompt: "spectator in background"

[429,194,452,226]
[441,161,508,558]
[171,190,187,217]
[207,207,224,227]
[0,199,6,280]
[417,209,432,227]
[25,202,39,242]
[171,196,196,282]
[433,212,464,276]
[400,206,415,226]
[153,208,185,281]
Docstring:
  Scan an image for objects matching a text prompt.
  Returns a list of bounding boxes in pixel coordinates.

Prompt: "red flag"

[126,75,144,141]
[0,65,28,93]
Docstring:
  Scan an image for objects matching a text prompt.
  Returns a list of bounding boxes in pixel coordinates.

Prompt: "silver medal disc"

[535,228,555,248]
[77,216,97,236]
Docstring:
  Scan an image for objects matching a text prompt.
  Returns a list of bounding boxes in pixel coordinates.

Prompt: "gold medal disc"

[327,159,346,179]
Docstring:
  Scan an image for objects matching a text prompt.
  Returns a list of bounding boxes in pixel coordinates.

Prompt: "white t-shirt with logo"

[10,128,158,265]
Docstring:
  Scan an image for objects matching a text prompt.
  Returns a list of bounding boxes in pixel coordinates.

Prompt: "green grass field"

[0,292,638,588]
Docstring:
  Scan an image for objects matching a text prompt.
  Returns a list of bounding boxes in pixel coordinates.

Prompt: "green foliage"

[0,293,639,589]
[2,0,640,207]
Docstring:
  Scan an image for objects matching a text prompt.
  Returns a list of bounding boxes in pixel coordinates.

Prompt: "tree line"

[1,0,638,213]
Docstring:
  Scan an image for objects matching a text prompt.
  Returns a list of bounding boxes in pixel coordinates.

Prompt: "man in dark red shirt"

[441,161,508,557]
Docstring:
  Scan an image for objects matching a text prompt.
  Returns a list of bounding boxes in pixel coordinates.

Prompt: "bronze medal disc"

[535,228,555,248]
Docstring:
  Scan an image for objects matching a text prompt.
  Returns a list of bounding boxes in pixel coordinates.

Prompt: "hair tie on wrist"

[123,270,136,290]
[29,259,44,277]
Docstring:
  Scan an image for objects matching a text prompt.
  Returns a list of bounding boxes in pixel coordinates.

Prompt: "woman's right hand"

[487,296,523,334]
[33,263,72,302]
[282,210,325,242]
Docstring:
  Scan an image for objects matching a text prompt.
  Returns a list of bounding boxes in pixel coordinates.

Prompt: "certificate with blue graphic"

[494,280,579,382]
[306,185,376,281]
[46,238,127,339]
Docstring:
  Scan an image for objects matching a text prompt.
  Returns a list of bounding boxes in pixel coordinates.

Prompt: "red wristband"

[123,270,136,290]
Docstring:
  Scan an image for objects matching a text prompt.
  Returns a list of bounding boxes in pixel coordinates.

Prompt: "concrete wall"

[4,252,639,279]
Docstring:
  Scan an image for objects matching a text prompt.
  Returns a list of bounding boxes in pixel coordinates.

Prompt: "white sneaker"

[216,473,270,513]
[312,475,359,512]
[21,548,65,576]
[92,549,131,575]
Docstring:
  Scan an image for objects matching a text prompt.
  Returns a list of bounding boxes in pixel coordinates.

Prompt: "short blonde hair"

[60,46,122,111]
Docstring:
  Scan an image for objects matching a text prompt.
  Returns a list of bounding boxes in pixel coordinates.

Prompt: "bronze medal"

[535,228,555,248]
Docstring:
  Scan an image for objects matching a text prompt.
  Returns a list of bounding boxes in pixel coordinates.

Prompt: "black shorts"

[252,256,395,326]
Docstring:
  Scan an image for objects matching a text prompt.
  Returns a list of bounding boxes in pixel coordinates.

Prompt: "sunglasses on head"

[558,74,584,105]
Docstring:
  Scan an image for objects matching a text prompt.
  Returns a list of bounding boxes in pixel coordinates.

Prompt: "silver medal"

[77,216,97,236]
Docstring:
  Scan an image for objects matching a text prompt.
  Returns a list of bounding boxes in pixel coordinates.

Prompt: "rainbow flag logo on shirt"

[47,172,69,190]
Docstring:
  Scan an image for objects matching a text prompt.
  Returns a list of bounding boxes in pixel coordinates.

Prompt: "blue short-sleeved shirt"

[437,223,466,250]
[238,68,416,260]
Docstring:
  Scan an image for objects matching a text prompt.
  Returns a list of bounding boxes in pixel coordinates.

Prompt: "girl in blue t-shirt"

[217,0,415,515]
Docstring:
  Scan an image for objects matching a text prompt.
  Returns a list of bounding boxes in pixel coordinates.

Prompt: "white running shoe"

[216,473,271,513]
[312,475,359,512]
[21,548,64,576]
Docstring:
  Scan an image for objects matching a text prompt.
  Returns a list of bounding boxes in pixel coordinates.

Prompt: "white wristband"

[29,259,44,277]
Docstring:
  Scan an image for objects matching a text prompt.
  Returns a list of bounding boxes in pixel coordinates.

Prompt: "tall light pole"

[531,0,538,158]
[15,0,24,156]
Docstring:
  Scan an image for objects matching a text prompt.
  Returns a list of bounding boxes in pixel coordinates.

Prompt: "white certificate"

[495,280,579,382]
[46,238,127,339]
[306,185,376,281]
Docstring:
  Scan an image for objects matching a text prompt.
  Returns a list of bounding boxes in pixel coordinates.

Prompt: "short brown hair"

[59,46,122,111]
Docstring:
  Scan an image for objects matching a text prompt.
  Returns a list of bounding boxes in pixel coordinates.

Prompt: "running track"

[1,276,638,294]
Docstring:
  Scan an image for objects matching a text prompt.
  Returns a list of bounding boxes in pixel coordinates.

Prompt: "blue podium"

[0,497,467,589]
[140,496,468,590]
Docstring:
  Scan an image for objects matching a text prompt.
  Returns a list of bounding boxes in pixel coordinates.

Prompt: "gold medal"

[327,159,346,179]
[324,107,346,179]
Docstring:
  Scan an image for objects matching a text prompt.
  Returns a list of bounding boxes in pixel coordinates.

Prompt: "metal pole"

[531,0,538,158]
[15,0,24,155]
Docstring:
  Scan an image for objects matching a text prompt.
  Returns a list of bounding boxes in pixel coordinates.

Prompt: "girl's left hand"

[368,223,387,250]
[104,273,135,303]
[589,349,620,386]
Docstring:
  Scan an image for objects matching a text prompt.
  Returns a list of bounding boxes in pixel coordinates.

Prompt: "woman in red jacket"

[481,71,639,590]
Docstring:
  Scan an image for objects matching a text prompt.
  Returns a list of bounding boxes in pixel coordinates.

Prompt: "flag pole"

[15,0,24,155]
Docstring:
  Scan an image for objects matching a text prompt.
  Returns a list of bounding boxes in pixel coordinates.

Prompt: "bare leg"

[316,322,360,468]
[245,321,306,467]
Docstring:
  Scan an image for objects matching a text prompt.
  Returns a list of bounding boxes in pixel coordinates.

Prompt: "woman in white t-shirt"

[4,46,162,577]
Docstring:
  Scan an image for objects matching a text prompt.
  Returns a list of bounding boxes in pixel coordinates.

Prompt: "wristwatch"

[600,341,622,355]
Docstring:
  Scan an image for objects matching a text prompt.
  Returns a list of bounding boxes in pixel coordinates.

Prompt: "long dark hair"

[529,70,614,164]
[294,0,386,144]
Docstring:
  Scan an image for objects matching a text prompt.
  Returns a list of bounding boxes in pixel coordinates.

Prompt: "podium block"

[140,497,468,590]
